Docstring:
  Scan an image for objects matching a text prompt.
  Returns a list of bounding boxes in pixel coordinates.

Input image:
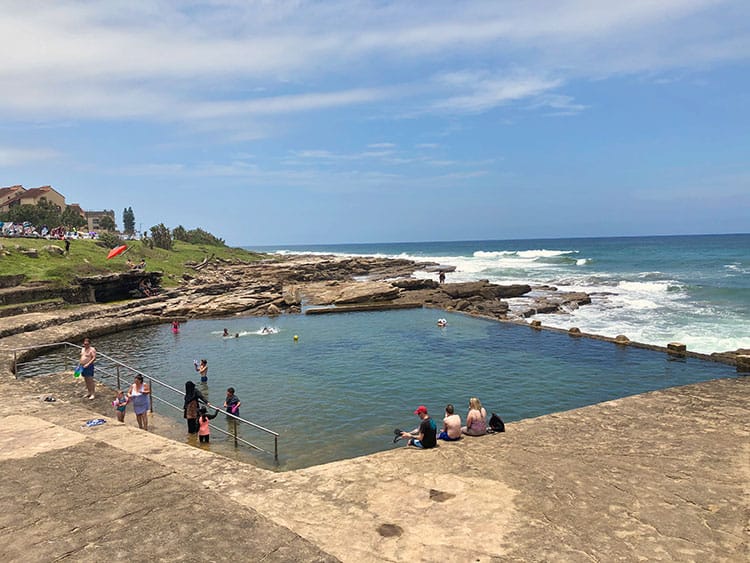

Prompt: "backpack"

[489,412,505,433]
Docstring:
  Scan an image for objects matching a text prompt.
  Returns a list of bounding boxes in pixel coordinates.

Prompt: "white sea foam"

[617,280,672,294]
[515,249,577,259]
[724,263,749,274]
[267,241,748,354]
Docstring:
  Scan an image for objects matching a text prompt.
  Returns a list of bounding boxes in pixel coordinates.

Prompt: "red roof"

[2,185,64,208]
[0,185,25,199]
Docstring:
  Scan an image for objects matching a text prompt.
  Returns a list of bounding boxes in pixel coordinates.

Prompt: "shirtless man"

[437,403,462,441]
[79,337,97,400]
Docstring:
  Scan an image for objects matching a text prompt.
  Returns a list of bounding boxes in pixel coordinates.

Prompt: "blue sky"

[1,0,748,246]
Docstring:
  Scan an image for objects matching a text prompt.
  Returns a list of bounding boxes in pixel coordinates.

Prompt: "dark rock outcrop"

[440,281,531,299]
[75,271,163,303]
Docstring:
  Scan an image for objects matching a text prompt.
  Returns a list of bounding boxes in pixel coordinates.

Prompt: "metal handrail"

[11,341,279,461]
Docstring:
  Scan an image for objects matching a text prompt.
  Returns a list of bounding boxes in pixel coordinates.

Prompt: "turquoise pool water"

[52,309,737,470]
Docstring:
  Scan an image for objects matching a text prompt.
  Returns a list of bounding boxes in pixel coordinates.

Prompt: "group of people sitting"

[399,397,502,449]
[0,222,87,239]
[137,278,158,297]
[126,258,146,270]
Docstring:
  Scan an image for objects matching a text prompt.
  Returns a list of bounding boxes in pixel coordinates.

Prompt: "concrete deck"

[0,303,747,561]
[1,371,747,562]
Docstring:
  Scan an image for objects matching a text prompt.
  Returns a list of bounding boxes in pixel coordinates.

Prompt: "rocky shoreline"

[2,253,748,370]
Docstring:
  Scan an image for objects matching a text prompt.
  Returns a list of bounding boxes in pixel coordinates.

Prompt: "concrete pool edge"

[1,358,747,561]
[1,300,748,559]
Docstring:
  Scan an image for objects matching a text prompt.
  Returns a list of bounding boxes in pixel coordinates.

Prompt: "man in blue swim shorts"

[437,403,462,441]
[79,337,97,400]
[400,405,437,449]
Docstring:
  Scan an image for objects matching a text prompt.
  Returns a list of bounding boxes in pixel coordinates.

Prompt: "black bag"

[489,413,505,432]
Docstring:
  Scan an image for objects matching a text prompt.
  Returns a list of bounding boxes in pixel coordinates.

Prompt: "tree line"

[0,199,91,229]
[2,200,225,248]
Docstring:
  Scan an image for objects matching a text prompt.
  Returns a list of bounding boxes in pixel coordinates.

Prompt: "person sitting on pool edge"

[462,397,488,436]
[400,405,437,449]
[437,403,462,441]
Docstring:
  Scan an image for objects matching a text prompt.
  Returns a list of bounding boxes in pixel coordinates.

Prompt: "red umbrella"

[106,244,128,260]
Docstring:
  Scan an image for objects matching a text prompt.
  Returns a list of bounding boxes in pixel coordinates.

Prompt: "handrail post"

[148,377,154,413]
[275,436,278,462]
[116,365,121,390]
[233,419,238,446]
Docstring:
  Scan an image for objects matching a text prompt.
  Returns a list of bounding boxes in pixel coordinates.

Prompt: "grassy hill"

[0,237,269,287]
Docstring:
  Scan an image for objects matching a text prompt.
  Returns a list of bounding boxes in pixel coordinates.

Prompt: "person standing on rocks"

[79,337,97,400]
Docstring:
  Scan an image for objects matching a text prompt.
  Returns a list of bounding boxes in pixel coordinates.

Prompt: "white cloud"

[430,71,561,114]
[0,146,60,167]
[0,0,746,124]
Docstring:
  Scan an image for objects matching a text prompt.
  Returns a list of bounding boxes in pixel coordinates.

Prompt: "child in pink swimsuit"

[198,406,219,443]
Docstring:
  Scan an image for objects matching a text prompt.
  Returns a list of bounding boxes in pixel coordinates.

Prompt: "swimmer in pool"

[195,359,208,383]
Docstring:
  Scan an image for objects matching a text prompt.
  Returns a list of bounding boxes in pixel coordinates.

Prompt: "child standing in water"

[198,406,220,443]
[223,387,241,417]
[195,359,208,383]
[112,389,128,423]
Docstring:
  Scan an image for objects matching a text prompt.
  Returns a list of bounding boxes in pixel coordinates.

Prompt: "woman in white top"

[128,375,151,430]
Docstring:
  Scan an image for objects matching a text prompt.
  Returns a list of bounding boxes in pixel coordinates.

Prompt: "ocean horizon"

[247,233,750,355]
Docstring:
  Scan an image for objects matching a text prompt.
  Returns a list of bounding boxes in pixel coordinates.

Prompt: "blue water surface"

[84,308,736,470]
[252,233,750,354]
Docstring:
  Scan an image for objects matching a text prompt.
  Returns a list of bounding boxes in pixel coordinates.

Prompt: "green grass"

[0,238,270,287]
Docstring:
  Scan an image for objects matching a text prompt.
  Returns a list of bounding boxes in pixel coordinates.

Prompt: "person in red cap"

[400,405,437,449]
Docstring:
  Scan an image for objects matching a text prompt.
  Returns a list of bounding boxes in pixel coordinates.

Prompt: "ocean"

[250,233,750,355]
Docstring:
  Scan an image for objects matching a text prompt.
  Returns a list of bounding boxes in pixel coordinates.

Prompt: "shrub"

[150,223,172,250]
[172,225,188,242]
[98,231,123,248]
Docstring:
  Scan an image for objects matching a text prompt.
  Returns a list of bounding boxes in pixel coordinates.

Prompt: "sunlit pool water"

[29,308,737,470]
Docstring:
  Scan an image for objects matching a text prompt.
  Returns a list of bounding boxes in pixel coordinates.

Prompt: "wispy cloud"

[0,146,60,167]
[0,0,746,125]
[429,71,561,114]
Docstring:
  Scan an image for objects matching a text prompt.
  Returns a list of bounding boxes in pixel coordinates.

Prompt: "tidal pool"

[31,308,737,470]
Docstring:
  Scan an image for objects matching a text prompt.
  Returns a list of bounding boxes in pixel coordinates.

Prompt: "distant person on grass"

[79,337,97,400]
[400,405,437,449]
